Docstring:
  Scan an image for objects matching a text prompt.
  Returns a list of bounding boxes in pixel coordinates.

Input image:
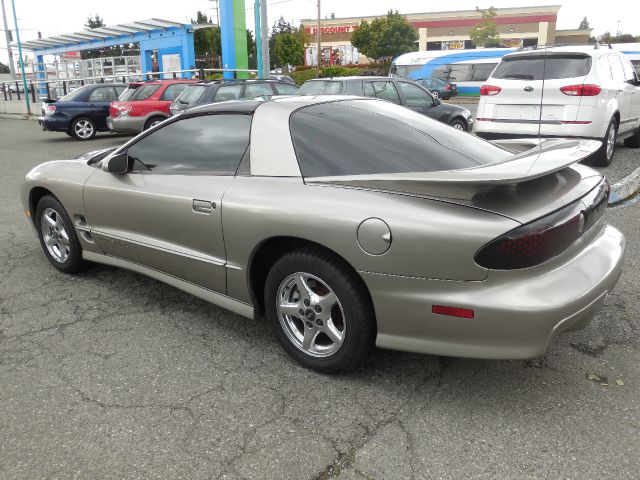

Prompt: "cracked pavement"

[1,118,639,479]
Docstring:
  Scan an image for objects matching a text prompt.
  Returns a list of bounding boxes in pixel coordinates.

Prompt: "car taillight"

[560,84,601,96]
[115,105,132,117]
[45,105,56,115]
[480,85,501,96]
[444,84,452,91]
[475,182,609,270]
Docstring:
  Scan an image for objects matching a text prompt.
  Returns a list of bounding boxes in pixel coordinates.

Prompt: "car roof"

[503,44,620,59]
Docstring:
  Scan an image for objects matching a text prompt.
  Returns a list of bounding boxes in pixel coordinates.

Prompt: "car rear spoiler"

[306,138,601,198]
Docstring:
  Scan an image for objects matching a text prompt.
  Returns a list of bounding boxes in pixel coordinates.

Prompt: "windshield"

[176,85,207,105]
[291,99,510,177]
[492,54,592,80]
[299,81,343,95]
[59,86,89,102]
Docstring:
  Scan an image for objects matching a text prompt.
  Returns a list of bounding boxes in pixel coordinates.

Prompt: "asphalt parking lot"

[1,118,639,479]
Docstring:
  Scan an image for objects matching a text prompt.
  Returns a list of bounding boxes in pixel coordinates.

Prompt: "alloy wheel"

[41,208,71,263]
[606,123,616,160]
[276,272,346,358]
[74,119,94,139]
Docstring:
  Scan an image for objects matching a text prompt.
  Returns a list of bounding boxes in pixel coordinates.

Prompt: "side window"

[114,85,127,97]
[274,83,300,95]
[344,80,363,95]
[397,82,434,108]
[126,114,252,174]
[88,87,117,102]
[161,83,188,101]
[363,81,401,104]
[608,56,626,83]
[620,57,637,83]
[214,84,242,101]
[243,82,275,98]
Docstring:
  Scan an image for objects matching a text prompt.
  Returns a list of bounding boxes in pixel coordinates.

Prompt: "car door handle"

[192,199,215,214]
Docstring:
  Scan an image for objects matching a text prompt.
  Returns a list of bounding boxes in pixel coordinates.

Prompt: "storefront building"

[301,5,591,65]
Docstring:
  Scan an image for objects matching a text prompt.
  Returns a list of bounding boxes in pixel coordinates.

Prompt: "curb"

[609,166,640,205]
[0,113,38,121]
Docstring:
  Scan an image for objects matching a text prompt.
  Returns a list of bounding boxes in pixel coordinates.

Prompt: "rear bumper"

[38,116,68,132]
[475,118,608,139]
[364,224,625,359]
[107,115,145,133]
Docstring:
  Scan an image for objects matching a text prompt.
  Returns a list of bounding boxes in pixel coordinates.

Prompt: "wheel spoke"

[44,235,57,246]
[294,274,314,302]
[279,301,301,317]
[323,318,343,345]
[55,214,64,230]
[302,327,319,351]
[317,291,338,315]
[44,214,56,229]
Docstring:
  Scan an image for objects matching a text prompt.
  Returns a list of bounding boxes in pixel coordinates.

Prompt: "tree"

[269,16,295,67]
[351,10,418,62]
[85,14,105,29]
[579,17,590,30]
[274,28,309,71]
[0,61,9,74]
[469,7,500,48]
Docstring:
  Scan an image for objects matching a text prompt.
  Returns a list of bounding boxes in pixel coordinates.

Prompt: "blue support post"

[220,0,236,79]
[36,54,46,97]
[254,0,262,79]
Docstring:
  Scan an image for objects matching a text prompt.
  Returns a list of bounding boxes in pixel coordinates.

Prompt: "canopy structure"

[13,18,195,93]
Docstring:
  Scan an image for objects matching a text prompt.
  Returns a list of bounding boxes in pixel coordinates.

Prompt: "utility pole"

[254,0,262,78]
[316,0,321,76]
[10,0,29,114]
[1,0,16,79]
[259,0,269,79]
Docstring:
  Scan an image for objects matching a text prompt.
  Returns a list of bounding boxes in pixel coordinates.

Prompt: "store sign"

[306,25,359,35]
[501,38,523,48]
[442,41,465,50]
[61,51,81,60]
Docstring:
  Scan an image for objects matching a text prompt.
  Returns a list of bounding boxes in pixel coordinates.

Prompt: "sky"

[2,0,639,64]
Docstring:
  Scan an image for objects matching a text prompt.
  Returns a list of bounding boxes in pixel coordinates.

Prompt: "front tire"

[264,248,375,373]
[35,195,87,273]
[591,117,618,167]
[144,116,165,131]
[449,118,468,132]
[70,117,96,140]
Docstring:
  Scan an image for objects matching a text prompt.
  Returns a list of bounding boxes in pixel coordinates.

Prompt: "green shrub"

[319,66,360,78]
[291,68,318,85]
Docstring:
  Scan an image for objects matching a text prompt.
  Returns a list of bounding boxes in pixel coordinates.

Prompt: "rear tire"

[144,116,165,131]
[35,195,87,274]
[70,117,96,140]
[624,126,640,148]
[264,248,375,373]
[591,117,618,167]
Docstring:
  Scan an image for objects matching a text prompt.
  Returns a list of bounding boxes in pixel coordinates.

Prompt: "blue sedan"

[39,83,126,140]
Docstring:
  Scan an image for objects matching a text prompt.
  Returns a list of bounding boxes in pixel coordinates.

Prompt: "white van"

[475,45,640,166]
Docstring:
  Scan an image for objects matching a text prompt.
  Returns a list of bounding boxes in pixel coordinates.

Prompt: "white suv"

[476,45,640,165]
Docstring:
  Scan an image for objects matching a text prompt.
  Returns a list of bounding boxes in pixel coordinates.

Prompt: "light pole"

[1,0,16,79]
[254,0,262,78]
[10,0,29,114]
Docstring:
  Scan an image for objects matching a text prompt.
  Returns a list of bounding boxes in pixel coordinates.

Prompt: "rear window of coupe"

[290,100,510,177]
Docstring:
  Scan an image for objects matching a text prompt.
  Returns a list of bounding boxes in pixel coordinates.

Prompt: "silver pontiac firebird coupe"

[21,96,625,372]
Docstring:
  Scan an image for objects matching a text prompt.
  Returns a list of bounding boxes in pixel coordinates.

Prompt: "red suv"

[108,79,197,133]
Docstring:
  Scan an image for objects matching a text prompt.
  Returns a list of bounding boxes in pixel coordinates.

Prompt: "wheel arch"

[28,186,56,226]
[247,235,375,322]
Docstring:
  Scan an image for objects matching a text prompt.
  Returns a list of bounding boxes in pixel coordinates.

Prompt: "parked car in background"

[416,77,458,100]
[475,45,640,166]
[169,79,299,116]
[299,76,473,131]
[107,79,197,133]
[21,96,624,372]
[38,83,127,140]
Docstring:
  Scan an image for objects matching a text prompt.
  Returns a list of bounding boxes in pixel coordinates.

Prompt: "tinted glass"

[177,85,207,105]
[471,63,497,81]
[131,84,160,100]
[88,87,118,102]
[620,57,637,82]
[161,83,189,101]
[214,84,242,101]
[243,82,275,98]
[364,81,401,104]
[608,56,626,82]
[632,60,640,75]
[114,85,127,96]
[291,100,509,177]
[59,85,90,102]
[397,82,433,108]
[274,83,300,94]
[344,80,363,95]
[118,85,140,101]
[127,114,252,174]
[493,54,592,80]
[298,81,343,95]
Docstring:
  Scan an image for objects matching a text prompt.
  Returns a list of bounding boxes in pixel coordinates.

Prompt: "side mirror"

[102,152,129,174]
